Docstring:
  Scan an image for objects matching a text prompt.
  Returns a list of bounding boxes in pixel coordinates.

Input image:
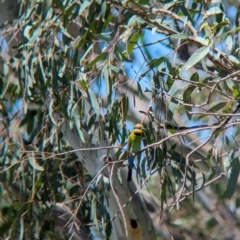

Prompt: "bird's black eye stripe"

[134,132,142,136]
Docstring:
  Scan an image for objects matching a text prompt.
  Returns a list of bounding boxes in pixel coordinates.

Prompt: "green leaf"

[179,5,194,23]
[79,1,91,15]
[205,167,217,180]
[91,196,99,230]
[73,111,86,143]
[183,46,210,70]
[140,156,147,181]
[168,150,186,165]
[183,85,195,103]
[214,147,220,164]
[206,148,213,166]
[137,81,144,100]
[86,52,107,68]
[122,94,129,121]
[226,35,233,52]
[88,88,100,116]
[128,15,145,27]
[53,0,64,11]
[225,157,240,199]
[97,34,111,42]
[127,31,139,54]
[185,105,192,120]
[205,6,223,17]
[103,14,113,29]
[90,20,97,36]
[151,147,162,170]
[195,37,209,46]
[43,0,52,18]
[100,1,107,20]
[28,156,44,171]
[190,72,199,82]
[233,84,240,98]
[167,61,177,78]
[23,25,33,40]
[171,161,183,190]
[170,33,190,39]
[228,55,240,66]
[117,50,132,62]
[225,79,234,90]
[102,65,110,96]
[160,175,167,202]
[208,101,227,113]
[168,97,178,121]
[224,149,235,170]
[151,72,162,96]
[0,77,3,94]
[147,57,165,68]
[109,65,120,73]
[225,135,230,146]
[138,0,150,4]
[165,173,175,197]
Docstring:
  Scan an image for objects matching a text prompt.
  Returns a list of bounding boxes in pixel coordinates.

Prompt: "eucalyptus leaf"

[88,88,100,116]
[208,101,227,113]
[225,157,240,199]
[86,52,107,68]
[127,31,139,54]
[226,35,233,52]
[205,6,223,17]
[28,157,44,171]
[183,46,210,70]
[170,33,190,39]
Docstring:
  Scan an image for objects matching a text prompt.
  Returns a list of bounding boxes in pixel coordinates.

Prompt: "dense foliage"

[1,0,240,239]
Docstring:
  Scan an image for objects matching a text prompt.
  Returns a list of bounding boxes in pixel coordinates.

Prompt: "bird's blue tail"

[128,156,135,169]
[127,156,135,181]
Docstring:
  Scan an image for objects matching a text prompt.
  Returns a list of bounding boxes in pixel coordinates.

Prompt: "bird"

[127,123,144,181]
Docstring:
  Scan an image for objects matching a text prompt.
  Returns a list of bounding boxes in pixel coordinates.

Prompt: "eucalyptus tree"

[1,1,240,239]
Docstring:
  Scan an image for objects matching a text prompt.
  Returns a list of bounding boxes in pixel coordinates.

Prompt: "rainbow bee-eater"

[127,123,144,181]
